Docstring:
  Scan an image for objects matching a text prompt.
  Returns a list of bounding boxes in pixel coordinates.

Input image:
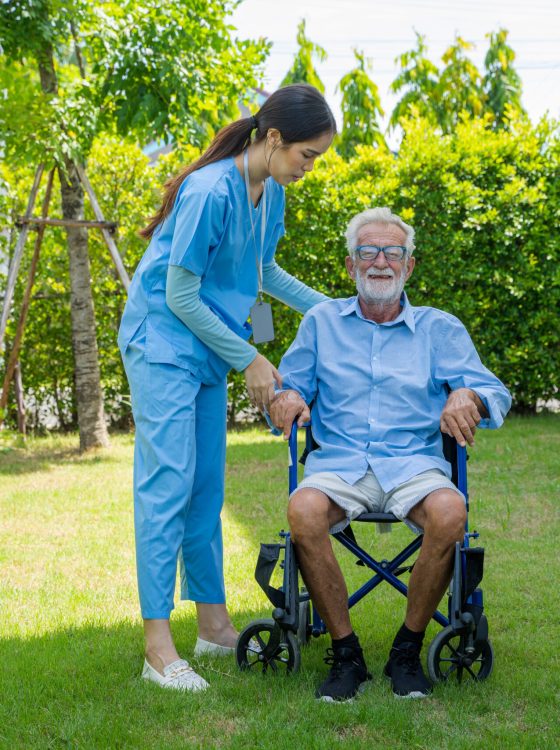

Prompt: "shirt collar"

[339,292,416,332]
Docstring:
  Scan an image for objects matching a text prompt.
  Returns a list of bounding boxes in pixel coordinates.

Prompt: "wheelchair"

[236,422,493,685]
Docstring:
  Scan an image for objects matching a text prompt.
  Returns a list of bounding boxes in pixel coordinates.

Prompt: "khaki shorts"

[292,468,465,535]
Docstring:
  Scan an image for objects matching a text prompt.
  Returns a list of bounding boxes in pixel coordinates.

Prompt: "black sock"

[392,623,425,650]
[332,631,361,652]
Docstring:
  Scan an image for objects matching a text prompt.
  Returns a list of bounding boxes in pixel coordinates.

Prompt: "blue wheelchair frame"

[287,422,481,635]
[237,422,493,683]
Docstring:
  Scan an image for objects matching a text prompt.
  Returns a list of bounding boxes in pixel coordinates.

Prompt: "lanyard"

[243,149,267,301]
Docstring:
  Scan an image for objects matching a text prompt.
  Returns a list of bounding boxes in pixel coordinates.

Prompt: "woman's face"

[266,130,334,186]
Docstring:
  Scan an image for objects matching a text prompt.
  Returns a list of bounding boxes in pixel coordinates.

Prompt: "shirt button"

[373,356,377,361]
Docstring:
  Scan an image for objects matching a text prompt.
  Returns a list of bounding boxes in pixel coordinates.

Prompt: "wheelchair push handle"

[288,421,300,495]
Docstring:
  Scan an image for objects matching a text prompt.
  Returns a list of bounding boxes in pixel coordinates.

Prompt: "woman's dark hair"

[140,84,336,239]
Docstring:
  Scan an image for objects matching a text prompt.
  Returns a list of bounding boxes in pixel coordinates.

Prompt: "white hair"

[345,207,416,257]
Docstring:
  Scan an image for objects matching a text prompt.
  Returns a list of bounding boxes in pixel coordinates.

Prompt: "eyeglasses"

[355,245,407,262]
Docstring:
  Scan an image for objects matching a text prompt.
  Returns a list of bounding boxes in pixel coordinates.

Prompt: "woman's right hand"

[244,353,282,412]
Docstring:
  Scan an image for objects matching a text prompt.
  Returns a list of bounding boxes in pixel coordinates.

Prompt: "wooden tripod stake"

[0,164,130,431]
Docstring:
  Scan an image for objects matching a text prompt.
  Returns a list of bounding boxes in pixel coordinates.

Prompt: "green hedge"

[252,116,560,415]
[1,117,558,429]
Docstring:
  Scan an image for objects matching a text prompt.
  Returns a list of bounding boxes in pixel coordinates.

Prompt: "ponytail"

[140,118,255,239]
[140,85,336,240]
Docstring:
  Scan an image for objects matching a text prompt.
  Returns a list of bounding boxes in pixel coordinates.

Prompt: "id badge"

[250,301,275,344]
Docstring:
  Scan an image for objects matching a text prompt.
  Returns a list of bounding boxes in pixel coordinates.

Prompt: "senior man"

[270,206,511,703]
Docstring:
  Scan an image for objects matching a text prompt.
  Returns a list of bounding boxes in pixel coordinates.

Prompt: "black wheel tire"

[236,618,301,674]
[427,625,494,684]
[297,597,311,646]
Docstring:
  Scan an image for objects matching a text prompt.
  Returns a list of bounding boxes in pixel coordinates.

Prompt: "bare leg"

[405,489,467,631]
[196,603,238,647]
[144,619,181,674]
[288,488,350,639]
[144,604,238,675]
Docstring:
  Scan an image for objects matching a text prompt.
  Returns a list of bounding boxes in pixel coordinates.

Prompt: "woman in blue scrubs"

[118,84,336,690]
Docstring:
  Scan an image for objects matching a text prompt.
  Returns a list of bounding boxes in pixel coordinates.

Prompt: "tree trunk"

[37,41,109,451]
[59,159,109,450]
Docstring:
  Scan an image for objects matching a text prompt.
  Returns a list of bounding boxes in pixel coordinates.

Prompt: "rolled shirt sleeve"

[432,315,512,428]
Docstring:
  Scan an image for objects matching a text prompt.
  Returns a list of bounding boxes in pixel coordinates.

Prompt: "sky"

[230,0,560,144]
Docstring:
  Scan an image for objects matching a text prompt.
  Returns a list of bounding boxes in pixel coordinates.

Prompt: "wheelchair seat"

[355,512,399,523]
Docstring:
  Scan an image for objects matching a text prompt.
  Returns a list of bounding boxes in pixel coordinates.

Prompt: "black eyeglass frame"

[354,245,407,262]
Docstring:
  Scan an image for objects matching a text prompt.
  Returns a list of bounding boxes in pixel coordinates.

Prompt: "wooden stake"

[0,169,55,413]
[13,361,26,436]
[0,164,44,352]
[75,163,130,290]
[16,216,117,232]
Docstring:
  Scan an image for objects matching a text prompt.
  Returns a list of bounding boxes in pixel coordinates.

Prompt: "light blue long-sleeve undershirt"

[166,263,328,373]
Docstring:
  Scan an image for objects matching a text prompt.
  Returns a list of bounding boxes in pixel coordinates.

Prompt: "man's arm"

[434,315,512,447]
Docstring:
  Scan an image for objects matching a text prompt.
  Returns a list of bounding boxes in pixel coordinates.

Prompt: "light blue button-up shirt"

[279,293,511,492]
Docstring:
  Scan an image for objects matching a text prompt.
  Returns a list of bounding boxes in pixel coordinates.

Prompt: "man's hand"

[269,389,310,439]
[441,388,488,447]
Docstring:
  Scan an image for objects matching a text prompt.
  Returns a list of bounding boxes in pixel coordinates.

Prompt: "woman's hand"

[244,354,283,412]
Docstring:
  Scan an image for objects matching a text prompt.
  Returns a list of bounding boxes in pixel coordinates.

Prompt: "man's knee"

[288,489,331,543]
[422,490,467,548]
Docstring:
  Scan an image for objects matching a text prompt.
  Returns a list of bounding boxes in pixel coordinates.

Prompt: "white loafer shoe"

[194,637,235,657]
[142,658,209,691]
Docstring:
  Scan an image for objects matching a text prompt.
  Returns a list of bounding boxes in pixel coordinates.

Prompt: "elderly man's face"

[345,222,415,305]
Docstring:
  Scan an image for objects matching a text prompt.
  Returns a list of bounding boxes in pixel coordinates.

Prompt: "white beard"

[355,266,406,305]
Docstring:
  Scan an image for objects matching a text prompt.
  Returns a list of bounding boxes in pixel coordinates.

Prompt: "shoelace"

[323,648,357,674]
[392,645,421,675]
[323,648,341,668]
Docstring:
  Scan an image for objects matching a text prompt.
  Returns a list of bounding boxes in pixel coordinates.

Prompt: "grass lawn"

[1,415,559,749]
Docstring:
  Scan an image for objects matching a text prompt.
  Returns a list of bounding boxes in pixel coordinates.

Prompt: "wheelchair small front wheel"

[236,619,301,674]
[427,625,494,684]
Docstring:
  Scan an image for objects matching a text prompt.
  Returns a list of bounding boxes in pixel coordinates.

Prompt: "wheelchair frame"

[236,423,493,684]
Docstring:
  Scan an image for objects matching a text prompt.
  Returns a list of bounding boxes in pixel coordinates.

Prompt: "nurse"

[118,84,336,691]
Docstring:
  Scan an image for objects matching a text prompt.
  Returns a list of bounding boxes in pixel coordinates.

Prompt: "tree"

[336,49,386,157]
[280,19,327,93]
[389,32,440,129]
[437,36,484,133]
[0,0,268,448]
[483,29,525,128]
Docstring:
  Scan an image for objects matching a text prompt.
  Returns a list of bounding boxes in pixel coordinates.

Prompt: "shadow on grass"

[0,613,328,750]
[0,442,127,476]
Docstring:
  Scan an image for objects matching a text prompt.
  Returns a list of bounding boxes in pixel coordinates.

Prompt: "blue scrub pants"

[123,330,227,619]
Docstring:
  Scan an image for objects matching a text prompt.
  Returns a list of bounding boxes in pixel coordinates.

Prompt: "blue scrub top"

[118,157,286,384]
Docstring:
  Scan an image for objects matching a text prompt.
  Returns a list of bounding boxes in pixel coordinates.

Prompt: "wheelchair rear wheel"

[427,625,494,683]
[236,619,301,674]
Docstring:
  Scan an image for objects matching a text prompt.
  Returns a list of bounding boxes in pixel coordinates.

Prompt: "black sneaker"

[383,641,432,698]
[315,646,372,702]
